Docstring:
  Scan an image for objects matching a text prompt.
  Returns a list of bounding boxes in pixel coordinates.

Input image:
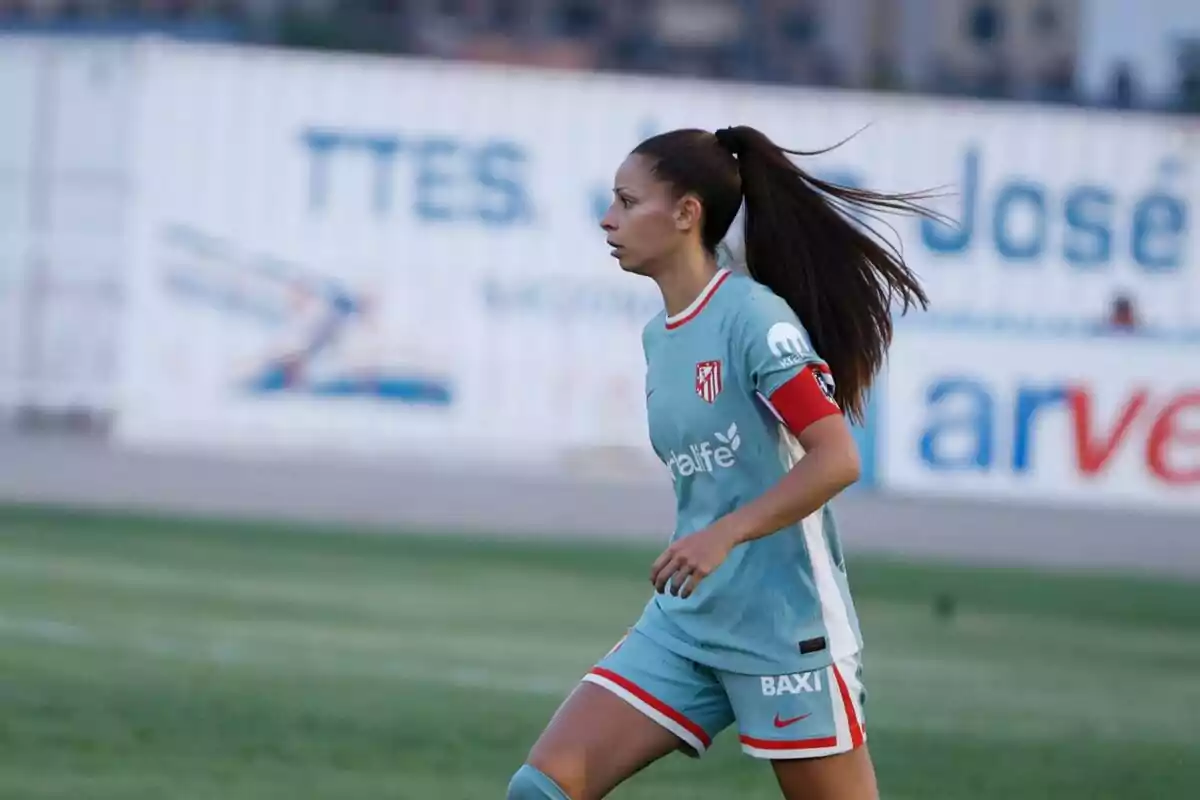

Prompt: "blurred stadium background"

[1,2,1198,798]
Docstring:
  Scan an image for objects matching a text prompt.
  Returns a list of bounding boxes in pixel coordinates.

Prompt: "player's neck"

[654,255,721,319]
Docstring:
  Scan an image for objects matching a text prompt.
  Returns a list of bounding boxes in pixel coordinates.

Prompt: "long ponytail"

[712,126,935,425]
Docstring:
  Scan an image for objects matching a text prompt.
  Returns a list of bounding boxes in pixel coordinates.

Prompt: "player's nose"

[599,207,618,232]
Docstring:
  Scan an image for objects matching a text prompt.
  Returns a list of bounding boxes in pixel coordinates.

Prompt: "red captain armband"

[765,364,841,434]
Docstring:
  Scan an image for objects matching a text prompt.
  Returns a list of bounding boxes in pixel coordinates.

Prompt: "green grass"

[1,504,1198,799]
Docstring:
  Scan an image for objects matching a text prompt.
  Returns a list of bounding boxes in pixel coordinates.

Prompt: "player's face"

[599,154,692,276]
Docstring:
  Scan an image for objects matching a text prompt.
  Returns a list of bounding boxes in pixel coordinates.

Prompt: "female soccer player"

[506,126,932,800]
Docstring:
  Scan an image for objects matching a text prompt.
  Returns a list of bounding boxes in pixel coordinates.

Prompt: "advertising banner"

[0,36,135,414]
[114,39,1200,485]
[0,37,38,410]
[880,328,1199,512]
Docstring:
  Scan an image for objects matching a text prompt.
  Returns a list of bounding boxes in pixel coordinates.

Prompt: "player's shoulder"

[719,272,804,332]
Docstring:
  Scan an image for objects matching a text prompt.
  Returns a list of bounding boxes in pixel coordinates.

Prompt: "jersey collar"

[664,269,731,330]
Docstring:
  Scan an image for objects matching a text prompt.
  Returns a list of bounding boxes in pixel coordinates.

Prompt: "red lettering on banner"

[1146,392,1200,485]
[1067,388,1148,476]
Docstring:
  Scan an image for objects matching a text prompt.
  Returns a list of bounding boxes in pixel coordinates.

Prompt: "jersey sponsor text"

[761,671,823,696]
[665,423,741,479]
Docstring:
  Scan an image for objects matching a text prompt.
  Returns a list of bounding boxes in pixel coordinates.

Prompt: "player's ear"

[674,193,703,233]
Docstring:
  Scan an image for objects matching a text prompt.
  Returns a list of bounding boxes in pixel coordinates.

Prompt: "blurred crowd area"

[2,0,1198,114]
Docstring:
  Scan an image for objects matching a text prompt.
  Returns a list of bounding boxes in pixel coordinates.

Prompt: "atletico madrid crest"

[695,360,723,403]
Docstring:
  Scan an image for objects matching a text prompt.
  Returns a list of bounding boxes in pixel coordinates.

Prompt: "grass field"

[1,504,1198,799]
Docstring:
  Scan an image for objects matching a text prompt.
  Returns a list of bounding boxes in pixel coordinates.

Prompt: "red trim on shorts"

[767,364,841,434]
[589,667,712,748]
[834,663,865,748]
[664,270,732,330]
[739,733,839,750]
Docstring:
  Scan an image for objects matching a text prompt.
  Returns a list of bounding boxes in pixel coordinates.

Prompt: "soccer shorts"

[582,628,866,760]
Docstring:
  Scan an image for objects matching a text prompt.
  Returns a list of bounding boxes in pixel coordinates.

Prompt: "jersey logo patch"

[767,322,809,358]
[695,360,723,403]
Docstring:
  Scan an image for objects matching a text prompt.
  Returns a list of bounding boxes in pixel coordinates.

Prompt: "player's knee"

[506,763,575,800]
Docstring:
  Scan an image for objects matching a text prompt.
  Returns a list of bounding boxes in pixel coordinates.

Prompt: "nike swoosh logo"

[773,713,811,728]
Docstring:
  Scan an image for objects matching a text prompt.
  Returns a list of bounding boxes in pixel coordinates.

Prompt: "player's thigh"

[770,744,878,800]
[722,652,874,800]
[525,630,733,799]
[525,682,680,800]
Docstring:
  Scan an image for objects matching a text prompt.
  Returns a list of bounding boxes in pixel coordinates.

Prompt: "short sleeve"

[735,291,824,398]
[734,290,842,434]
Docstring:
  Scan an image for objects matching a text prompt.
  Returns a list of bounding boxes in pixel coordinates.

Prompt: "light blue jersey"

[633,268,863,676]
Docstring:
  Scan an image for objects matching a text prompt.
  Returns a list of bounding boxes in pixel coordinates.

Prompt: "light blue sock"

[506,763,573,799]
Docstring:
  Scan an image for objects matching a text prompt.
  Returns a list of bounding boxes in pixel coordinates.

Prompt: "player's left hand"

[650,522,740,599]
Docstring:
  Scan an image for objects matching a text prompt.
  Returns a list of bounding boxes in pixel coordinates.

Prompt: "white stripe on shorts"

[582,670,710,755]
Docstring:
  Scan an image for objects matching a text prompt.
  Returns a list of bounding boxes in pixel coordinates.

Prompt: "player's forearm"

[723,445,860,546]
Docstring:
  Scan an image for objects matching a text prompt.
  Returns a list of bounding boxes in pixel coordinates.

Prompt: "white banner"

[114,40,1200,476]
[0,36,135,414]
[117,43,675,468]
[880,329,1200,512]
[0,37,38,410]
